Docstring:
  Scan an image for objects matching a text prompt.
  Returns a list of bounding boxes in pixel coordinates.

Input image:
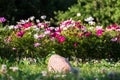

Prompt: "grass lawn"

[0,58,120,80]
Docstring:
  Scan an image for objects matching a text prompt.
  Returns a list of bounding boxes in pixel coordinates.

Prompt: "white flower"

[85,16,94,22]
[54,74,61,78]
[1,64,7,74]
[32,25,40,32]
[36,19,40,23]
[45,21,50,24]
[25,19,29,23]
[33,28,40,32]
[63,27,68,30]
[24,27,31,30]
[9,66,19,72]
[88,27,94,30]
[77,13,81,17]
[88,21,95,25]
[41,25,44,28]
[8,25,14,30]
[34,34,39,39]
[32,25,38,29]
[96,26,103,30]
[29,16,35,21]
[19,20,26,24]
[44,31,50,35]
[54,74,66,78]
[1,64,7,70]
[49,27,55,30]
[41,71,47,76]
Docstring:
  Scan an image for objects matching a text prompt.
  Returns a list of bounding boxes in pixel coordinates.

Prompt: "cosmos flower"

[74,42,78,47]
[23,22,32,28]
[9,66,19,72]
[96,29,104,36]
[16,30,25,38]
[12,47,16,51]
[34,43,41,47]
[41,15,46,19]
[85,32,92,37]
[58,36,66,43]
[0,17,6,23]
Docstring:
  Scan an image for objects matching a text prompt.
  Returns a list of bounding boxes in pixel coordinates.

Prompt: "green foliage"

[55,0,120,26]
[0,59,120,80]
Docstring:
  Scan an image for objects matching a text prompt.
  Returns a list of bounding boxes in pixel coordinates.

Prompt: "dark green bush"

[55,0,120,26]
[0,0,77,24]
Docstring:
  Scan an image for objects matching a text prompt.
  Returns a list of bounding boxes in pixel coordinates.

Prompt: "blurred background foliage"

[0,0,77,24]
[55,0,120,27]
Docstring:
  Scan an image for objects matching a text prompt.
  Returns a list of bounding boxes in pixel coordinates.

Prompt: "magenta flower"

[16,30,25,38]
[55,27,62,32]
[23,22,32,28]
[96,29,104,36]
[34,43,41,47]
[74,21,80,28]
[85,32,92,37]
[50,32,60,38]
[58,36,66,43]
[116,27,120,31]
[74,42,78,47]
[0,17,6,23]
[106,24,117,31]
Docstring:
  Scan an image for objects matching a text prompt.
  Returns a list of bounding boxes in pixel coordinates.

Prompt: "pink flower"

[14,25,22,29]
[16,30,25,38]
[85,32,92,37]
[34,43,41,47]
[41,15,46,19]
[79,33,84,37]
[38,34,46,39]
[37,23,48,28]
[74,42,78,47]
[0,17,6,23]
[58,36,66,43]
[12,47,16,51]
[78,26,86,31]
[96,29,104,36]
[60,20,72,27]
[111,37,118,42]
[23,22,32,28]
[50,32,60,38]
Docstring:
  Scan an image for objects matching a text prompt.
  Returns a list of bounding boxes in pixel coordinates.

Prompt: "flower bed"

[0,16,120,59]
